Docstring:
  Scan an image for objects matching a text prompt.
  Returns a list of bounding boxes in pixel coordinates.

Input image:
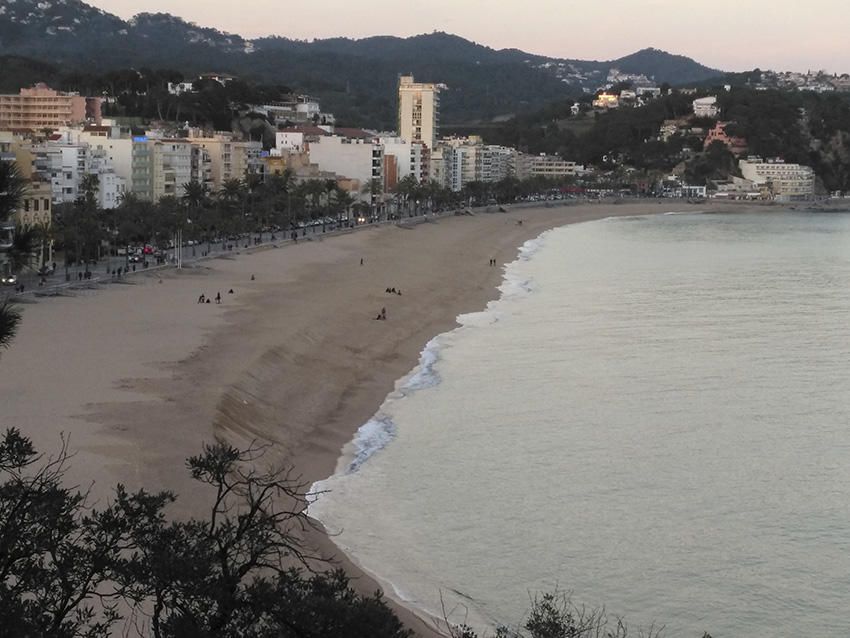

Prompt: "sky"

[87,0,849,73]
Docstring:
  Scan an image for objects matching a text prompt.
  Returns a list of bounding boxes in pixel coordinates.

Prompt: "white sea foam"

[399,336,443,394]
[345,414,397,474]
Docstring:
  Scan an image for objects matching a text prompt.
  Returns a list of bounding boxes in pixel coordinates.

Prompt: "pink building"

[0,84,102,131]
[704,122,748,156]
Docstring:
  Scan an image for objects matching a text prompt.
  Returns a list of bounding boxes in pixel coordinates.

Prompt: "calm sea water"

[310,211,850,637]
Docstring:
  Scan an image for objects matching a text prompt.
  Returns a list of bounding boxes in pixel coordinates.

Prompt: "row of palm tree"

[1,162,35,349]
[0,163,583,351]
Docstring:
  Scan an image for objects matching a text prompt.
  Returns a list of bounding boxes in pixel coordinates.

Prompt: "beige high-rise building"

[0,84,102,131]
[398,75,440,150]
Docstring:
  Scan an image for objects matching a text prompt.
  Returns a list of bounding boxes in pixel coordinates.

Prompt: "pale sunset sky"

[87,0,848,73]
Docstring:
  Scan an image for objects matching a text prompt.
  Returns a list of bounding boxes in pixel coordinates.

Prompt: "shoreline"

[0,200,774,636]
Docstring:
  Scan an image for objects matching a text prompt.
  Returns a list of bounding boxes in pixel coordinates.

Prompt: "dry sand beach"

[0,201,760,635]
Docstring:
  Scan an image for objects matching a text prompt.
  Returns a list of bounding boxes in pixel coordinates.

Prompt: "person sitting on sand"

[228,289,234,294]
[250,274,255,281]
[397,289,402,296]
[198,294,205,304]
[206,299,211,304]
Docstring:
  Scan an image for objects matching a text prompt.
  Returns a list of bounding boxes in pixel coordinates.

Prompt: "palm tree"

[182,180,210,210]
[8,225,39,274]
[0,300,21,351]
[394,175,419,217]
[361,178,383,221]
[0,161,26,350]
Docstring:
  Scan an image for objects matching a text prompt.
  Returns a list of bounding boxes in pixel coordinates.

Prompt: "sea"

[309,210,850,637]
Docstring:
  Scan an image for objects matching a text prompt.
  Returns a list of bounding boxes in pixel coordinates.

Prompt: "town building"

[149,139,193,201]
[0,84,102,131]
[692,96,719,118]
[398,75,441,150]
[592,93,619,109]
[739,157,816,201]
[434,137,518,191]
[16,180,52,228]
[307,135,384,199]
[515,154,584,180]
[274,125,330,154]
[253,96,334,126]
[188,134,265,191]
[703,122,748,156]
[380,136,430,184]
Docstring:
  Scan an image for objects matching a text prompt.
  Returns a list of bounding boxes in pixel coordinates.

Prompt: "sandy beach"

[0,200,761,635]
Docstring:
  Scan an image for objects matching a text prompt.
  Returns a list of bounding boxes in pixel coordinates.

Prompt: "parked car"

[1,273,18,286]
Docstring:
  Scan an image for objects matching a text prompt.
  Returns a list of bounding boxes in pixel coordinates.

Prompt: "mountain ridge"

[0,0,727,125]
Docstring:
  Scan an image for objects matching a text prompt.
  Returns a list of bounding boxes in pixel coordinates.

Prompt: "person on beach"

[228,289,234,294]
[215,292,221,304]
[360,257,364,266]
[381,307,387,320]
[198,294,205,304]
[397,289,402,296]
[250,274,255,281]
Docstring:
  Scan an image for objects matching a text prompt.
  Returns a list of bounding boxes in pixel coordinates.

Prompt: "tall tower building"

[398,75,440,150]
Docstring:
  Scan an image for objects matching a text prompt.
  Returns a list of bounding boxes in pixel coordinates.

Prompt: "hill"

[0,0,727,126]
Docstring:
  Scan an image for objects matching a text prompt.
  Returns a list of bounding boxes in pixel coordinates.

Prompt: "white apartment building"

[149,140,193,201]
[380,136,429,184]
[88,149,126,209]
[35,144,89,203]
[480,145,516,183]
[693,96,719,118]
[435,137,518,191]
[307,136,383,197]
[398,75,440,150]
[739,157,816,201]
[77,133,134,185]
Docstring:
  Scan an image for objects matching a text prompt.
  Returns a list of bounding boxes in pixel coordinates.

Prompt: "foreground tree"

[0,431,412,638]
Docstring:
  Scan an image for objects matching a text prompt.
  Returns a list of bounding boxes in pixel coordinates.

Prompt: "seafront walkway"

[0,205,494,303]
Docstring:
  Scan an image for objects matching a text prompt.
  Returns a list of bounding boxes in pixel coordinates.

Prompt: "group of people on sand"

[489,258,498,266]
[197,289,234,304]
[375,284,405,319]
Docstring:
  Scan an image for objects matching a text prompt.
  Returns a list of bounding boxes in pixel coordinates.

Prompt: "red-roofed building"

[704,122,748,156]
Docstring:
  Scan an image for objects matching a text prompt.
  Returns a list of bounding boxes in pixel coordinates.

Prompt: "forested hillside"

[0,0,726,126]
